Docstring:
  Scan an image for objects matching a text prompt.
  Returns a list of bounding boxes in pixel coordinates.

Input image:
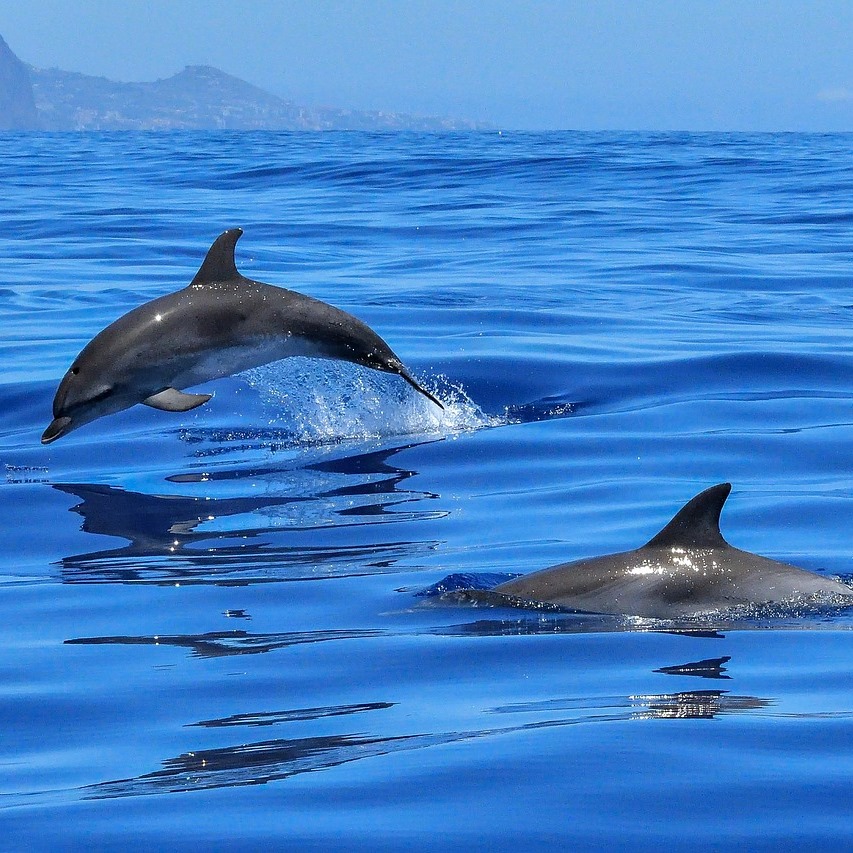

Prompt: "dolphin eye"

[71,366,80,375]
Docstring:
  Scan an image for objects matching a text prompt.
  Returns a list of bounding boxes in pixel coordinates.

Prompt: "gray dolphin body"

[43,229,443,443]
[493,484,853,619]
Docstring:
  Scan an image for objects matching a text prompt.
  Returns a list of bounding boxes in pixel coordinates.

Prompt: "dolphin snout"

[41,416,73,444]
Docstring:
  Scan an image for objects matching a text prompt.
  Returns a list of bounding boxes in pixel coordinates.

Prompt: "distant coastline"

[0,33,488,132]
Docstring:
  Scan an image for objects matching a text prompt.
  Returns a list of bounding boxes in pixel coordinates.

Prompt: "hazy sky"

[3,0,852,130]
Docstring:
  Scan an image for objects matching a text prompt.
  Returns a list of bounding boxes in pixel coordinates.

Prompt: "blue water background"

[1,131,852,850]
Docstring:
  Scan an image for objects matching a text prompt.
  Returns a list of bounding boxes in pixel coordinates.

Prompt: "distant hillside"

[0,34,39,129]
[0,33,484,131]
[28,64,483,131]
[29,64,307,131]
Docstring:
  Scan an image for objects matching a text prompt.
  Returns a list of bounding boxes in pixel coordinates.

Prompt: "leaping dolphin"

[492,483,853,619]
[42,229,443,443]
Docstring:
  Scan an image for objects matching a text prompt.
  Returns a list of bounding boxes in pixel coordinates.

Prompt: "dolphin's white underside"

[167,335,331,390]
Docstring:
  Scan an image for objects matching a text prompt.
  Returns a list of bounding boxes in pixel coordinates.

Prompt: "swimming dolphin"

[492,483,853,619]
[42,229,443,443]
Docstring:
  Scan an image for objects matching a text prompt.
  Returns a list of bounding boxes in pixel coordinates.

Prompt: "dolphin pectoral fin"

[398,368,444,410]
[143,388,213,412]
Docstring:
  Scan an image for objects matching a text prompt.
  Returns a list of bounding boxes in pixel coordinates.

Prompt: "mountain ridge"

[1,34,486,131]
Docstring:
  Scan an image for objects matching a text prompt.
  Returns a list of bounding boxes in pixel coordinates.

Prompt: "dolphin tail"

[398,368,444,410]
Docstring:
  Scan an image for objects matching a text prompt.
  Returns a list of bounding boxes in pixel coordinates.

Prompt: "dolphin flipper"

[143,388,212,412]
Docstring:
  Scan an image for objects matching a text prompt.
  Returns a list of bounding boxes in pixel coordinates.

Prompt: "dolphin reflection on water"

[43,229,442,444]
[53,442,443,583]
[71,657,771,799]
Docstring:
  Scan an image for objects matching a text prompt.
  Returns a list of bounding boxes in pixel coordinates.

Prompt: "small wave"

[415,572,521,596]
[504,395,576,424]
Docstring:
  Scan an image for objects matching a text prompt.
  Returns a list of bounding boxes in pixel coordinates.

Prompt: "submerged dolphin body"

[493,484,853,619]
[42,229,443,443]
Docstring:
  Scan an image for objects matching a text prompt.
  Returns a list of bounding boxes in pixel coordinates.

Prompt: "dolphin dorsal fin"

[189,228,244,286]
[643,483,732,549]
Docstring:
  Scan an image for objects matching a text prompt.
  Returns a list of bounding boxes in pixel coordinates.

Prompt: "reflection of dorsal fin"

[189,228,243,286]
[644,483,732,549]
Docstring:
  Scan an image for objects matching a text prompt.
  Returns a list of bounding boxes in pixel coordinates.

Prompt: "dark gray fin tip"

[643,483,732,550]
[189,228,244,286]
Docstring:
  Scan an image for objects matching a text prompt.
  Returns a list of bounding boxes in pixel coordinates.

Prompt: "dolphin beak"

[398,369,444,410]
[41,416,73,444]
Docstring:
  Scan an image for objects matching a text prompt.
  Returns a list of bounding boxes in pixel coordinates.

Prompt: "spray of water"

[241,358,503,447]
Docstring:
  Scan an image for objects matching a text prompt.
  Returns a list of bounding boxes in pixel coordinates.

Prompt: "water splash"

[240,358,503,447]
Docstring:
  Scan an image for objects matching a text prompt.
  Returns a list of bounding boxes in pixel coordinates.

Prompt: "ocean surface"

[1,131,852,851]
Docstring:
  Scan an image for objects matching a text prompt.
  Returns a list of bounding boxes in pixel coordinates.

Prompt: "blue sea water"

[1,130,852,851]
